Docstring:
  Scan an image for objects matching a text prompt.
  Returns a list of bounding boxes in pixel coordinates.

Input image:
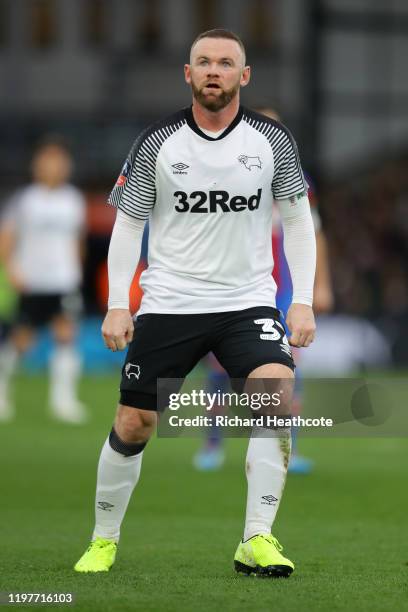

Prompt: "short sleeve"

[0,190,23,226]
[272,129,307,200]
[73,189,86,231]
[108,132,156,221]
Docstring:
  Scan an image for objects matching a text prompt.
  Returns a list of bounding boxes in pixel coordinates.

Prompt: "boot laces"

[260,534,283,551]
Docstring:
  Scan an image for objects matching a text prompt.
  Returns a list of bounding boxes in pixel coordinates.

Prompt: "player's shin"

[92,430,146,542]
[243,426,291,541]
[49,343,86,421]
[0,342,18,419]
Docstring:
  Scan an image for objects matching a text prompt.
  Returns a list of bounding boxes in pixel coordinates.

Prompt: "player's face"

[32,145,72,188]
[185,38,250,112]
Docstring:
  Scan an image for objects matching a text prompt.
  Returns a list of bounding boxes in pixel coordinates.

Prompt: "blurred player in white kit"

[0,138,87,424]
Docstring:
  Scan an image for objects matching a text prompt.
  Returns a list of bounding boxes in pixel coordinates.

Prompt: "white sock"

[243,426,291,541]
[49,344,81,407]
[0,342,18,407]
[92,437,143,542]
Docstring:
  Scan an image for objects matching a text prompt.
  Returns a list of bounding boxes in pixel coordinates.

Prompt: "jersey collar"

[185,105,244,141]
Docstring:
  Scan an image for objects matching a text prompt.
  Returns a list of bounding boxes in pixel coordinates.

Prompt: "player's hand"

[101,309,134,351]
[286,303,316,348]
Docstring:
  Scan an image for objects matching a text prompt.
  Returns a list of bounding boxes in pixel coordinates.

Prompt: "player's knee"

[114,404,156,445]
[51,315,76,344]
[248,363,294,379]
[246,363,295,416]
[12,326,35,354]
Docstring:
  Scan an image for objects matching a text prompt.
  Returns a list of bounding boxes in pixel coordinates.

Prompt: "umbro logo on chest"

[172,162,189,175]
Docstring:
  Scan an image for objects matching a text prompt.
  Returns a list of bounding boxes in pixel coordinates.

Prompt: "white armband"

[107,210,146,310]
[276,195,316,307]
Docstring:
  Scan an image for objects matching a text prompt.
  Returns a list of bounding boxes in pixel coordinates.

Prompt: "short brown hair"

[191,28,246,64]
[34,134,71,156]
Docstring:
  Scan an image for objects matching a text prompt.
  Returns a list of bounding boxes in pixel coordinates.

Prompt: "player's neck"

[191,98,240,132]
[35,179,64,190]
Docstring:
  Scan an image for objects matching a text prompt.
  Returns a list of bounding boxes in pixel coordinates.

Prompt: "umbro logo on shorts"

[125,363,141,380]
[280,342,292,357]
[174,188,262,213]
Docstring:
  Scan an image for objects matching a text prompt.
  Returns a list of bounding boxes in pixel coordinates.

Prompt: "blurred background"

[0,0,408,369]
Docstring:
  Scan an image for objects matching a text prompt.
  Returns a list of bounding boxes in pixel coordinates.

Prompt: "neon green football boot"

[74,537,117,573]
[234,534,294,577]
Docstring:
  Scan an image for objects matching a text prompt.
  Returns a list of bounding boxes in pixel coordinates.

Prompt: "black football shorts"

[120,306,294,411]
[15,292,83,328]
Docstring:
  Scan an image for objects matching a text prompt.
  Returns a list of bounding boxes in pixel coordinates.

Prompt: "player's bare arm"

[0,223,26,291]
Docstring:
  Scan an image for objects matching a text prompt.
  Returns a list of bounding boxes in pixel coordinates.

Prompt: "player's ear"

[240,65,251,87]
[184,64,191,84]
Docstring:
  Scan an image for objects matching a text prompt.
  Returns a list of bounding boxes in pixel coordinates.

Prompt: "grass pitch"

[0,374,407,611]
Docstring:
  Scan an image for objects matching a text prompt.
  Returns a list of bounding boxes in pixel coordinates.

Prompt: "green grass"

[0,374,407,611]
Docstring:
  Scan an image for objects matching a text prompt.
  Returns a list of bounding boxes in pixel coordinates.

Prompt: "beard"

[191,79,240,112]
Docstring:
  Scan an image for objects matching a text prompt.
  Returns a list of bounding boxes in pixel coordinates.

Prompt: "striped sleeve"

[108,131,156,221]
[271,129,307,200]
[243,111,307,201]
[0,189,24,225]
[108,112,186,220]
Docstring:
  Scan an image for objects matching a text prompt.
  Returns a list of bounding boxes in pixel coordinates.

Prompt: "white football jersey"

[4,184,85,293]
[109,106,307,314]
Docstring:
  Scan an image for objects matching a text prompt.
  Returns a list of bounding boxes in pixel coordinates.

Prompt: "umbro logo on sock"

[261,495,278,505]
[97,501,114,511]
